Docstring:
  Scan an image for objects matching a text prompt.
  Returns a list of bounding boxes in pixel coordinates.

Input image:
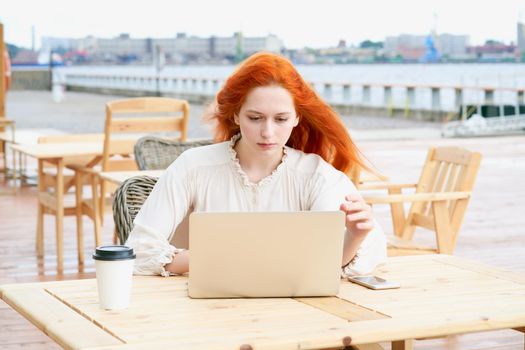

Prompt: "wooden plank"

[365,192,470,204]
[0,284,122,349]
[104,159,138,172]
[106,139,136,155]
[410,212,434,230]
[107,97,188,113]
[432,161,450,193]
[10,143,102,159]
[433,147,474,166]
[38,133,104,143]
[358,182,416,191]
[387,187,406,237]
[294,297,388,321]
[99,170,163,185]
[109,117,185,133]
[433,255,525,285]
[432,200,455,254]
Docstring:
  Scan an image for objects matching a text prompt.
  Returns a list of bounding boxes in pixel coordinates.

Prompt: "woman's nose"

[261,121,274,138]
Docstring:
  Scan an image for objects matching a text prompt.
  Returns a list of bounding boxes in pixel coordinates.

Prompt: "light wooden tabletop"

[1,255,525,350]
[99,170,164,185]
[10,142,103,159]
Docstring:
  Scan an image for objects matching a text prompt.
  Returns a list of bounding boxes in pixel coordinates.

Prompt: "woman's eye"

[276,118,288,123]
[248,116,261,121]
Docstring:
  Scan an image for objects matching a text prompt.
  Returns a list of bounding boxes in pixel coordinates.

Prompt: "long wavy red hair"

[211,52,366,176]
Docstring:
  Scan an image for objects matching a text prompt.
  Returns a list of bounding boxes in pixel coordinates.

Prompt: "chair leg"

[36,160,45,257]
[388,187,406,237]
[75,172,85,265]
[432,201,454,254]
[99,178,106,226]
[392,339,413,350]
[91,174,102,247]
[113,227,118,245]
[36,203,44,257]
[55,159,65,274]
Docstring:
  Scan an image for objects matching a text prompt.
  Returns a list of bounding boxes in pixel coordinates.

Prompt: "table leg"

[513,327,525,350]
[36,159,44,257]
[55,158,64,274]
[392,339,413,350]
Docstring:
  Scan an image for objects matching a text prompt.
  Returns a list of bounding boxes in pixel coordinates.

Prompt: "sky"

[1,0,524,50]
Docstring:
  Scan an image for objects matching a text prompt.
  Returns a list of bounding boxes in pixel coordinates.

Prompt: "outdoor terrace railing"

[61,72,525,117]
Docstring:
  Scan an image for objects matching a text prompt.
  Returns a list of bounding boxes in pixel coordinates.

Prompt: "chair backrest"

[102,97,190,173]
[402,146,482,244]
[113,175,158,244]
[134,136,213,170]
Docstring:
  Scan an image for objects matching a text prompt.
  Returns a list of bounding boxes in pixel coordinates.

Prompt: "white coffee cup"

[93,245,136,310]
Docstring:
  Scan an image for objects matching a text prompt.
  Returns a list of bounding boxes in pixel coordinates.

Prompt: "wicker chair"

[134,136,213,170]
[113,175,158,244]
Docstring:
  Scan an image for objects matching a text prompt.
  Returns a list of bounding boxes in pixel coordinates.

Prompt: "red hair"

[211,52,366,175]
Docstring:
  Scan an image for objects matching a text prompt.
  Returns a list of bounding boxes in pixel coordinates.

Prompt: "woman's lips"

[257,143,276,149]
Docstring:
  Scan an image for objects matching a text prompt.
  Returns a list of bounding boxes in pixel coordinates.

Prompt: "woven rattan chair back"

[113,175,158,244]
[134,136,213,170]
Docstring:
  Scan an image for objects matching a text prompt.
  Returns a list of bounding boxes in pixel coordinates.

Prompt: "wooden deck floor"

[1,135,524,349]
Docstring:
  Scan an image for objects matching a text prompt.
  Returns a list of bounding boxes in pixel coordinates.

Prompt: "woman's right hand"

[164,250,190,274]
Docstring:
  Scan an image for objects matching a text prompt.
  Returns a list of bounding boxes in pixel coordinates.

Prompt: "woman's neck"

[234,138,284,183]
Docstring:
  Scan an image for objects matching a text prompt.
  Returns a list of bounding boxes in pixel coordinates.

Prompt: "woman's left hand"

[339,194,374,238]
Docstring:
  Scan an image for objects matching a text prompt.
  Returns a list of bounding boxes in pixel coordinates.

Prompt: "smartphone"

[347,275,400,290]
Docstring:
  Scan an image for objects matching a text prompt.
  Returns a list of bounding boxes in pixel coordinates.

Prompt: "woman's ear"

[234,114,240,125]
[293,116,299,127]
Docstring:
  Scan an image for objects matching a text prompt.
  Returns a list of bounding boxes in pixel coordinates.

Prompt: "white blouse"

[126,136,387,276]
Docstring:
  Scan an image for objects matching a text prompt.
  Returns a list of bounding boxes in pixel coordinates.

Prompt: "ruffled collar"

[228,134,288,188]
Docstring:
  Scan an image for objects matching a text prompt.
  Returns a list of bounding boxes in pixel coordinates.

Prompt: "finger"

[345,194,364,203]
[356,221,374,230]
[343,201,370,214]
[346,211,371,222]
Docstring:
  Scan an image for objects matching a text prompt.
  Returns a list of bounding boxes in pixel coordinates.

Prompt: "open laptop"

[188,211,345,298]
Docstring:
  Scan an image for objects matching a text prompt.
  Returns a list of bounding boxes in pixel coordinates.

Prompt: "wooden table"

[99,170,164,185]
[10,142,103,272]
[1,255,524,350]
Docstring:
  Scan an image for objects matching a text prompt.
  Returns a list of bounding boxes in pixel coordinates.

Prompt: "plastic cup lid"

[93,245,136,261]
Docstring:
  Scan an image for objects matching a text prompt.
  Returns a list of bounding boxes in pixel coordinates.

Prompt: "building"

[384,33,468,61]
[518,22,525,59]
[467,42,517,62]
[436,34,469,57]
[41,33,284,64]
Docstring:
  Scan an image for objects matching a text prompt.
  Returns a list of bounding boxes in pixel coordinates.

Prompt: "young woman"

[126,52,386,276]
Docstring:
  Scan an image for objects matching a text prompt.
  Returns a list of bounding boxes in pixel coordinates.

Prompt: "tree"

[6,43,22,59]
[359,40,383,49]
[485,39,503,46]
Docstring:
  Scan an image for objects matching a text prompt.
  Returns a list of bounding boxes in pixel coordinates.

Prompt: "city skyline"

[1,0,524,50]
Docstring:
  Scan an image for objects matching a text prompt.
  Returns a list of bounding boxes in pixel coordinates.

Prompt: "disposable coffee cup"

[93,245,136,310]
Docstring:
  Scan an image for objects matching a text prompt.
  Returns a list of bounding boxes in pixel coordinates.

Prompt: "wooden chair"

[361,146,482,256]
[73,97,189,249]
[35,133,105,266]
